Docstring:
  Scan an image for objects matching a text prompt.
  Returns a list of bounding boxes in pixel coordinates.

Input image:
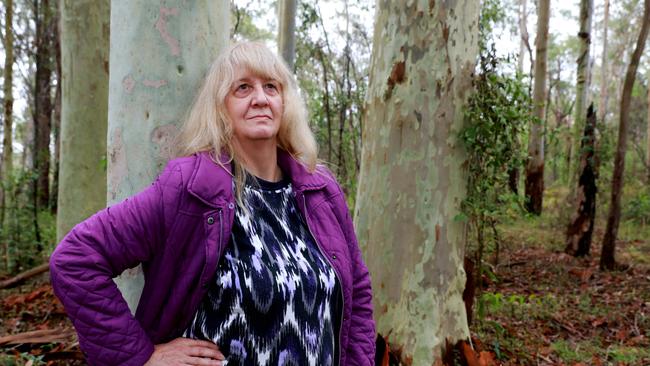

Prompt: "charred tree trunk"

[524,0,550,215]
[565,105,598,257]
[569,0,594,187]
[601,0,650,270]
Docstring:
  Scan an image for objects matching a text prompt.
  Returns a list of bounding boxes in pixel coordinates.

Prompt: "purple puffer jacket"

[50,149,375,366]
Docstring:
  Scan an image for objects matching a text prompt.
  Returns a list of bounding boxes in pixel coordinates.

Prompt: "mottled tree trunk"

[2,0,14,270]
[354,1,478,362]
[569,0,594,187]
[598,0,610,125]
[646,69,650,184]
[57,0,110,242]
[565,105,598,257]
[33,0,54,211]
[601,0,650,270]
[108,1,229,311]
[524,0,550,215]
[277,0,296,70]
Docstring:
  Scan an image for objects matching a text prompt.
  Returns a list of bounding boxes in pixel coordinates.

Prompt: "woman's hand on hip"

[144,338,226,366]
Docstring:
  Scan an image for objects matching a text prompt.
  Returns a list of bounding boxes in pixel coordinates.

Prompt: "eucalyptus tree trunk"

[524,0,550,215]
[51,4,62,213]
[647,70,650,183]
[277,0,297,70]
[108,1,229,311]
[34,0,55,211]
[598,0,610,125]
[2,0,14,270]
[569,0,594,187]
[601,0,650,270]
[354,1,478,362]
[565,105,598,257]
[57,0,110,242]
[517,0,528,74]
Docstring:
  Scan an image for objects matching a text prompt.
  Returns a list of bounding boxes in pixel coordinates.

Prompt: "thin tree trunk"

[601,0,650,270]
[525,0,550,215]
[598,0,610,125]
[518,0,528,74]
[2,0,14,272]
[317,49,333,162]
[354,0,478,361]
[646,69,650,184]
[569,0,594,187]
[277,0,297,71]
[565,105,598,256]
[51,2,62,213]
[34,0,54,210]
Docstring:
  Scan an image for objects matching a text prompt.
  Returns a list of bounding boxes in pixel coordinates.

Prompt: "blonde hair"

[177,41,318,205]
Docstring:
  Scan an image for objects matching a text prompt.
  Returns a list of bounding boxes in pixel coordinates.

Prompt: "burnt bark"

[601,0,650,270]
[565,104,598,257]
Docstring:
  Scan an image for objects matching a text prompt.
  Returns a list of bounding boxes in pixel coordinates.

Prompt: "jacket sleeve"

[50,162,182,366]
[332,184,376,365]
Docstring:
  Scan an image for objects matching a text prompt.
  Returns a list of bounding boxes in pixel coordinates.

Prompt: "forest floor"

[471,196,650,365]
[1,195,649,365]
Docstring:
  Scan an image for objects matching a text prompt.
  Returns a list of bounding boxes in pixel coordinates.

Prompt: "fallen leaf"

[478,351,496,366]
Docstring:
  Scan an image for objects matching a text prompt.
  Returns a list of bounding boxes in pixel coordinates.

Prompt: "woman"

[50,41,375,366]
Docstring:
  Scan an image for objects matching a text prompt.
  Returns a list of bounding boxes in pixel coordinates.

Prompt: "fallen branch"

[0,263,49,289]
[0,328,76,346]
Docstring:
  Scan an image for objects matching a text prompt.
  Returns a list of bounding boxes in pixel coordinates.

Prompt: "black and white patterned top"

[184,175,342,366]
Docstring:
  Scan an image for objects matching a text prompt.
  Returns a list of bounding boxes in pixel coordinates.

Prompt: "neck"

[233,139,282,182]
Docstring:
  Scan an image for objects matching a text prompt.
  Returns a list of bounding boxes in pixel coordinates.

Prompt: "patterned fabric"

[185,175,342,366]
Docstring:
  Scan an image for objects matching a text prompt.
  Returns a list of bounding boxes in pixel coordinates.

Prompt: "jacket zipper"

[301,193,344,366]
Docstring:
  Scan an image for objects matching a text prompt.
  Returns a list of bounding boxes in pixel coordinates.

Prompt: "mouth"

[247,114,272,120]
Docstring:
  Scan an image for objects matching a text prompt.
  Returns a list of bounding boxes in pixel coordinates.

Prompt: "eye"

[264,82,279,93]
[232,83,251,96]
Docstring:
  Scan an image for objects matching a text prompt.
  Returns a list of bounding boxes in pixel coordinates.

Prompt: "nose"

[250,84,269,106]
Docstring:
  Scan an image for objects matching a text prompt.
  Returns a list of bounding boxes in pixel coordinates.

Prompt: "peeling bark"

[108,1,229,311]
[354,0,478,362]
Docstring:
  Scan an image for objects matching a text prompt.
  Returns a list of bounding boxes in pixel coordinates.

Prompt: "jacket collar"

[187,149,328,208]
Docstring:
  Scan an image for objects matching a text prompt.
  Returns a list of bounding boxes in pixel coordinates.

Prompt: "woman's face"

[225,68,283,145]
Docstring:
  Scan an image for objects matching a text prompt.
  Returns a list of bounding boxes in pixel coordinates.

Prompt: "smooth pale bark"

[108,1,229,311]
[354,0,478,362]
[570,0,594,187]
[518,0,529,74]
[277,0,297,70]
[57,0,110,243]
[524,0,550,215]
[647,69,650,183]
[601,0,650,270]
[598,0,610,125]
[34,0,54,210]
